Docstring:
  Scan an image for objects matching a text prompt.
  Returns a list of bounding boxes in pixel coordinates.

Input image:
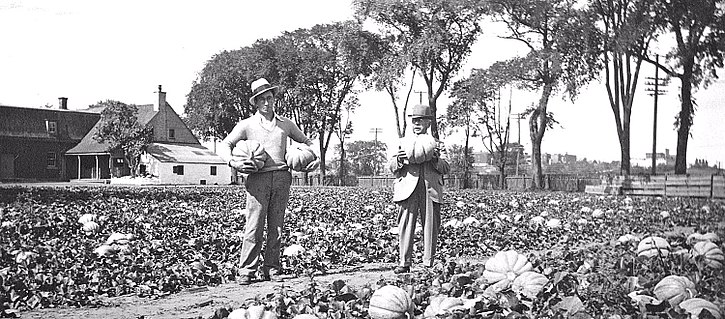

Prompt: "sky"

[1,0,724,167]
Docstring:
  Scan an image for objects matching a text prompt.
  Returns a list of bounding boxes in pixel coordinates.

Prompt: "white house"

[67,85,232,185]
[140,143,230,185]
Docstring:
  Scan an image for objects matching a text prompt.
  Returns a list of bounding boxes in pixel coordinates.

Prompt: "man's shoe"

[394,266,410,274]
[261,273,284,282]
[237,275,252,285]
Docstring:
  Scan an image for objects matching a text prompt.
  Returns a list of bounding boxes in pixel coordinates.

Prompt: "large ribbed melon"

[286,144,316,171]
[691,241,724,269]
[401,134,437,164]
[653,275,696,307]
[637,236,670,258]
[233,140,269,170]
[368,285,413,319]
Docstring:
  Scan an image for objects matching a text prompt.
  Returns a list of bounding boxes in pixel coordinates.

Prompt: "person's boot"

[237,275,252,285]
[394,265,410,274]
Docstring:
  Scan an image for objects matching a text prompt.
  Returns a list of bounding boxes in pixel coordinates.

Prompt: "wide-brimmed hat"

[408,104,433,119]
[248,78,278,105]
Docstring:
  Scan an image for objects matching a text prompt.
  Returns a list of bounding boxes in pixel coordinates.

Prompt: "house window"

[173,165,184,175]
[210,166,217,176]
[168,129,176,140]
[46,120,57,135]
[113,158,125,167]
[47,152,57,168]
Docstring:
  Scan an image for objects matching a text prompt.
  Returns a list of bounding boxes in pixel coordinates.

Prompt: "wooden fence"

[599,174,725,199]
[291,173,725,199]
[352,175,502,190]
[350,174,601,192]
[505,175,602,192]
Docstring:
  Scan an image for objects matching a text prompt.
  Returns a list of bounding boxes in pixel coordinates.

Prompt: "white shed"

[141,142,231,185]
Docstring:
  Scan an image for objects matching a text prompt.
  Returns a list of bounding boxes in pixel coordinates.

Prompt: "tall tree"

[451,65,516,188]
[184,42,275,141]
[645,0,725,174]
[590,0,658,175]
[92,100,153,177]
[490,0,601,189]
[353,0,487,138]
[366,36,417,137]
[445,93,479,188]
[444,100,475,188]
[458,67,514,188]
[275,21,385,179]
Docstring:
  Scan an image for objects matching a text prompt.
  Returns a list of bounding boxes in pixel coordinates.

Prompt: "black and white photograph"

[1,0,724,318]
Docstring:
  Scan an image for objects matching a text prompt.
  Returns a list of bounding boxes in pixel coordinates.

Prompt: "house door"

[0,154,14,179]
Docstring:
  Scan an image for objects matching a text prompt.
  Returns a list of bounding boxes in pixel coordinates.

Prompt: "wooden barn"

[0,98,99,181]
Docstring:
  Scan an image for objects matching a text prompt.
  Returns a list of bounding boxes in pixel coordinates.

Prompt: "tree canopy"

[489,0,601,188]
[354,0,487,138]
[274,21,386,178]
[184,21,384,180]
[590,0,658,175]
[92,100,153,177]
[649,0,725,174]
[184,44,273,140]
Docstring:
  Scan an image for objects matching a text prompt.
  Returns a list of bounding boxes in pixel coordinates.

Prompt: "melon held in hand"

[401,134,437,164]
[233,140,269,170]
[286,144,316,171]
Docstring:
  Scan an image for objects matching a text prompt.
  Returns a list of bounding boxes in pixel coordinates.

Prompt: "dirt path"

[19,264,397,319]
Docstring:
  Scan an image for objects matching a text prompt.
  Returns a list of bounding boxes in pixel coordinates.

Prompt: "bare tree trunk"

[499,165,506,189]
[388,87,403,138]
[620,133,631,175]
[529,84,553,189]
[429,98,440,139]
[318,135,327,185]
[530,139,543,189]
[463,128,470,189]
[615,98,632,175]
[339,147,345,186]
[675,68,693,174]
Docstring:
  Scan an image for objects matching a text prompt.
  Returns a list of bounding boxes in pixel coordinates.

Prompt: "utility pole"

[369,127,383,175]
[511,113,526,145]
[414,91,425,104]
[511,113,526,176]
[645,54,668,175]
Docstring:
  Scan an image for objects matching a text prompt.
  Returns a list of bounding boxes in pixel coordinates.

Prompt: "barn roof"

[0,105,99,141]
[65,104,159,155]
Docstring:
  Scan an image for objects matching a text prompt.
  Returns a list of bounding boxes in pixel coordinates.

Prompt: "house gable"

[67,86,200,155]
[147,101,200,145]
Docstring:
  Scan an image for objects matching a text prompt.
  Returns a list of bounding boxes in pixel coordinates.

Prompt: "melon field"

[0,185,724,319]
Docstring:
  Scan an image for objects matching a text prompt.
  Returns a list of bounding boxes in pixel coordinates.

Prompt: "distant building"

[542,153,552,165]
[634,148,675,168]
[0,98,99,181]
[562,153,577,164]
[66,86,231,185]
[470,151,498,174]
[546,153,577,165]
[471,151,492,165]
